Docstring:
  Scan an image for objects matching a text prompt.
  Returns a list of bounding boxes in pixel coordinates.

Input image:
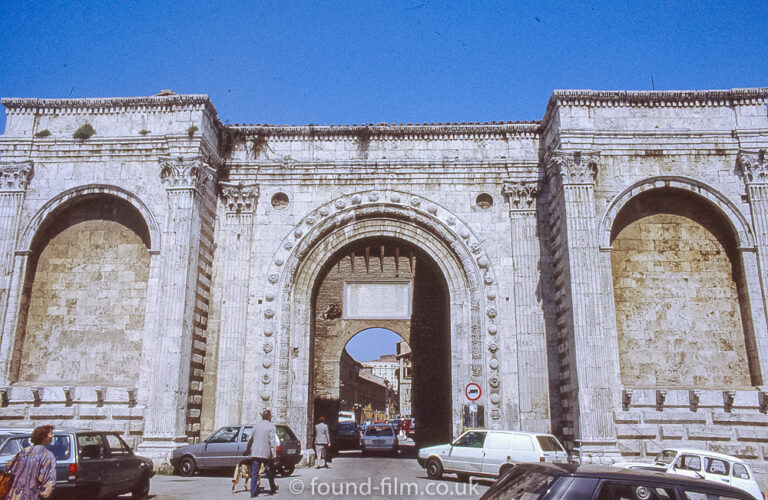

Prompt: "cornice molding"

[737,149,768,185]
[546,150,600,186]
[227,122,540,139]
[502,180,540,211]
[219,182,259,214]
[542,87,768,127]
[159,156,217,192]
[2,94,214,112]
[0,161,33,192]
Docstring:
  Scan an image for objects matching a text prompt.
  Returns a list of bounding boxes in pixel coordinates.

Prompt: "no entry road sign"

[465,382,482,401]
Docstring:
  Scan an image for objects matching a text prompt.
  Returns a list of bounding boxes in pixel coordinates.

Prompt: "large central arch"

[260,190,504,447]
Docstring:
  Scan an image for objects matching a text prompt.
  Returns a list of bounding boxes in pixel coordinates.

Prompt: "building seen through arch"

[0,88,767,482]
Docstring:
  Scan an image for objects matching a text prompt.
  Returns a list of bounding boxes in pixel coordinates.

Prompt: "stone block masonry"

[0,88,765,486]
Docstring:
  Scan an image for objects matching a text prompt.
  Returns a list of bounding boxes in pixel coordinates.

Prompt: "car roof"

[657,448,750,464]
[512,463,754,494]
[464,429,557,437]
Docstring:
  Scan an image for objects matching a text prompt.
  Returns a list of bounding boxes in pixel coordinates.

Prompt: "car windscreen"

[276,426,297,441]
[0,436,72,461]
[536,435,565,452]
[365,426,394,436]
[338,422,357,431]
[483,469,559,500]
[654,450,677,465]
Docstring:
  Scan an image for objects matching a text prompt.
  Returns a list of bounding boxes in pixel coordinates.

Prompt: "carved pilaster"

[0,162,33,380]
[738,149,768,186]
[220,182,259,214]
[547,151,600,186]
[504,180,549,431]
[546,149,620,459]
[0,161,33,192]
[502,180,539,213]
[159,156,216,191]
[738,149,768,384]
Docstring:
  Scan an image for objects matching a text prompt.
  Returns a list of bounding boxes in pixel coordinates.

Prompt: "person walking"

[4,425,57,500]
[243,409,279,497]
[314,416,331,468]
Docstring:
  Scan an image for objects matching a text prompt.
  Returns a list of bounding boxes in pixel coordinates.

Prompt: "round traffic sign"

[465,382,482,401]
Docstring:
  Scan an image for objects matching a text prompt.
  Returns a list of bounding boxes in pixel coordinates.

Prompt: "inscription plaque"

[344,281,411,319]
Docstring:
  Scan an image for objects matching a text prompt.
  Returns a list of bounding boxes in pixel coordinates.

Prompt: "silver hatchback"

[360,424,398,457]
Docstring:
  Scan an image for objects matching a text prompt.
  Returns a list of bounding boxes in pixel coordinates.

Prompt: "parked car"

[418,429,568,481]
[332,420,361,451]
[0,428,154,499]
[614,447,763,499]
[170,424,301,477]
[481,463,760,500]
[361,424,398,456]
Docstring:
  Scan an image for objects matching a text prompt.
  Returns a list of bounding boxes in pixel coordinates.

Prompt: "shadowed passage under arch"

[310,237,451,446]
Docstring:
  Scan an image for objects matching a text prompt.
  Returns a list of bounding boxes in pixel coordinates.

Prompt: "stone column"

[547,151,620,461]
[213,182,259,428]
[502,180,550,432]
[0,161,33,384]
[737,150,768,384]
[138,156,215,460]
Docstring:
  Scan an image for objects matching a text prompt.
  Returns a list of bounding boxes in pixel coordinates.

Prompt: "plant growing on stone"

[187,125,198,138]
[34,129,51,138]
[139,129,151,135]
[73,123,95,139]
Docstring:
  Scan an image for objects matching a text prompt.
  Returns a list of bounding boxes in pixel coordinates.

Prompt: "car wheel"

[426,458,443,480]
[178,456,197,477]
[279,465,295,477]
[456,472,469,482]
[131,476,150,499]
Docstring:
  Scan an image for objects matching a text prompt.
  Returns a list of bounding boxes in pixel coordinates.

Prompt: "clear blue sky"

[1,0,766,134]
[345,328,404,362]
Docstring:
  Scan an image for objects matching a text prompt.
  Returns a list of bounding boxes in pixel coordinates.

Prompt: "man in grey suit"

[244,409,279,497]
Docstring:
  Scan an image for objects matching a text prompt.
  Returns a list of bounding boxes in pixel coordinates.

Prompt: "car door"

[104,433,138,494]
[703,456,732,486]
[445,430,486,473]
[201,426,242,468]
[76,433,111,496]
[481,432,512,475]
[669,453,703,479]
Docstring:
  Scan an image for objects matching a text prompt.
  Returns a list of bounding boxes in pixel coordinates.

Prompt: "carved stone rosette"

[159,156,216,190]
[220,182,259,213]
[502,180,539,211]
[737,149,767,185]
[546,151,600,186]
[0,161,33,192]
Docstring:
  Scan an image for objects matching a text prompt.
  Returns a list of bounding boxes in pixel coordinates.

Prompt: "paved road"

[142,450,492,499]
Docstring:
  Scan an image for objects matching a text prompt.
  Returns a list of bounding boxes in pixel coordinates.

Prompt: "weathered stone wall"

[612,190,750,388]
[19,218,149,385]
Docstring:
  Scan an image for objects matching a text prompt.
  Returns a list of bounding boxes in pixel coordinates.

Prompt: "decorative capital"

[220,182,259,213]
[502,180,539,211]
[159,156,216,191]
[0,161,33,192]
[546,150,600,185]
[737,149,767,185]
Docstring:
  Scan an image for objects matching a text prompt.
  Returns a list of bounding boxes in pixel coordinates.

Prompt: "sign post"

[463,382,484,429]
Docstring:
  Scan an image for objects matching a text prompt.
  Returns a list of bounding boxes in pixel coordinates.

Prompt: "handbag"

[0,452,19,499]
[0,469,13,498]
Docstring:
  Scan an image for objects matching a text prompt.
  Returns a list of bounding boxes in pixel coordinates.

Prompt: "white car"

[417,429,567,481]
[614,448,763,499]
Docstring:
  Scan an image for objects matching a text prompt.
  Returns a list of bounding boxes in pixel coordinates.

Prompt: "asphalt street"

[139,449,493,500]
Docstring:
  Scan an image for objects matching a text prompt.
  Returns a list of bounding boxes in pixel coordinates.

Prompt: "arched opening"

[309,237,452,447]
[11,194,151,385]
[610,188,756,387]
